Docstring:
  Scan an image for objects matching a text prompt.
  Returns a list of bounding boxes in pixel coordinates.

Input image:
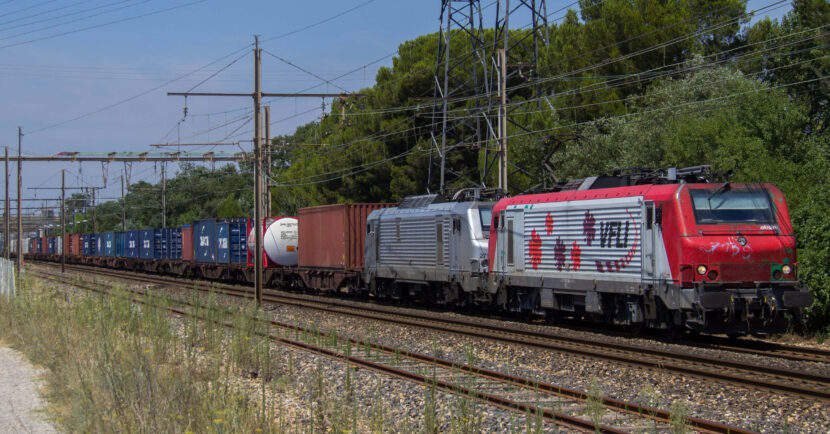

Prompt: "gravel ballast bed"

[48,268,830,433]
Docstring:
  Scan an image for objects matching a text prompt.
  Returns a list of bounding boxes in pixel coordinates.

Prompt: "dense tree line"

[77,0,828,331]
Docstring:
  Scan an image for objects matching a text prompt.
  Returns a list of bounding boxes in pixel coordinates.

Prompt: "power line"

[0,0,61,20]
[0,0,206,50]
[27,43,252,134]
[261,0,377,43]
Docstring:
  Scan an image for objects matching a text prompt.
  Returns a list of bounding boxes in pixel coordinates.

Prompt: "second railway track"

[35,262,830,404]
[31,265,759,434]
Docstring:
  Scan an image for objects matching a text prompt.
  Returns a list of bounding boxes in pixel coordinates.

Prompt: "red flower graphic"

[528,229,542,270]
[545,212,554,236]
[571,241,582,271]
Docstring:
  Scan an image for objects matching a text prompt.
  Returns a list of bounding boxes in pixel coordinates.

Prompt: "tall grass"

[0,276,272,432]
[0,274,507,433]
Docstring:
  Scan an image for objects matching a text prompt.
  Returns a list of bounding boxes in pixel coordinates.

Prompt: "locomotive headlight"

[697,265,708,275]
[782,265,792,275]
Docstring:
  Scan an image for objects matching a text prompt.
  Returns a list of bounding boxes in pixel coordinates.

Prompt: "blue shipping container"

[153,229,165,259]
[114,232,126,257]
[48,237,56,254]
[94,233,104,256]
[165,228,182,260]
[217,220,247,264]
[125,230,139,258]
[139,229,154,259]
[103,232,115,257]
[36,238,42,254]
[193,219,216,263]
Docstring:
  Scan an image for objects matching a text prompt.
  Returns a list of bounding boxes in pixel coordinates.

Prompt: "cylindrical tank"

[247,217,298,266]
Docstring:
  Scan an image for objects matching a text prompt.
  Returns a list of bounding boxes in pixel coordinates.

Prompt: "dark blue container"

[114,232,126,257]
[103,232,115,257]
[93,233,103,256]
[193,219,217,263]
[125,230,139,258]
[36,238,42,254]
[139,229,154,259]
[47,237,56,254]
[153,229,165,259]
[82,234,89,256]
[165,227,182,259]
[217,219,248,264]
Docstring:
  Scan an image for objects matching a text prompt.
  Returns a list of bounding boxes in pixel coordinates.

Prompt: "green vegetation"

[74,1,828,330]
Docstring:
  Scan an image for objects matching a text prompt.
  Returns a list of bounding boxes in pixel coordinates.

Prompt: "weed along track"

[36,262,830,404]
[31,266,754,434]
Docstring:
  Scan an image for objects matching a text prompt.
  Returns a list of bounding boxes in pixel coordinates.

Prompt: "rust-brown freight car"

[297,203,391,291]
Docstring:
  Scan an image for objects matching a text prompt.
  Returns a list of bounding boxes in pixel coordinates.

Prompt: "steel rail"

[31,266,757,434]
[37,262,830,403]
[31,268,631,434]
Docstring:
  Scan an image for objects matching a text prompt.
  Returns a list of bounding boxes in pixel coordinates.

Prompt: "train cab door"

[365,219,378,271]
[496,210,507,275]
[499,208,524,274]
[449,216,461,275]
[642,201,660,283]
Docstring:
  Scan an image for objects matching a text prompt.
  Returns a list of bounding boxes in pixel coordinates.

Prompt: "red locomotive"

[488,167,812,336]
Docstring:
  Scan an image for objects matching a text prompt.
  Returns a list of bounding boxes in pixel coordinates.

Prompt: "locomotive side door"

[503,207,524,273]
[497,210,507,275]
[642,201,658,282]
[449,216,461,275]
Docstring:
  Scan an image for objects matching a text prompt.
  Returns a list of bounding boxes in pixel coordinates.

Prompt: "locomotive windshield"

[479,207,493,235]
[689,188,776,224]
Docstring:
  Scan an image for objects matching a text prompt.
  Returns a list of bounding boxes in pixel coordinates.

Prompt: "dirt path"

[0,345,56,433]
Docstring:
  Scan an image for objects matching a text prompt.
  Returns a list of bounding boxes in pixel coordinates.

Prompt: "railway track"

[34,262,830,404]
[30,266,756,434]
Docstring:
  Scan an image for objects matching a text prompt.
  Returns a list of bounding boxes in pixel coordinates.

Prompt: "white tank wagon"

[364,194,494,304]
[247,217,299,266]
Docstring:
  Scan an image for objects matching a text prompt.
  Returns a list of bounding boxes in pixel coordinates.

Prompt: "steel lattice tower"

[431,0,549,194]
[430,0,490,193]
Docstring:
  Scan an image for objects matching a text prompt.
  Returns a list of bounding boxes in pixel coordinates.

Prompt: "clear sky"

[0,0,789,215]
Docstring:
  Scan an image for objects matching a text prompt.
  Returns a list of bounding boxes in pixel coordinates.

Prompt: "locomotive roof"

[369,199,493,219]
[494,182,778,212]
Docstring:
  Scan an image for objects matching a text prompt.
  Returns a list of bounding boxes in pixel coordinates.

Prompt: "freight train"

[27,166,813,337]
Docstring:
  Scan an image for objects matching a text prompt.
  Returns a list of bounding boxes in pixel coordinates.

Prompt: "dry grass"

[0,272,501,433]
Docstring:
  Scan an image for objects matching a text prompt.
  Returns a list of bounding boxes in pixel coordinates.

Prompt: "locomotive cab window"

[689,188,776,224]
[478,207,493,235]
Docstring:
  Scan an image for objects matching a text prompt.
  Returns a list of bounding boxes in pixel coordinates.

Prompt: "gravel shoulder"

[0,344,56,434]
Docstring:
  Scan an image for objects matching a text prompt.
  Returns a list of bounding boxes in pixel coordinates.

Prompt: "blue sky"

[0,0,790,213]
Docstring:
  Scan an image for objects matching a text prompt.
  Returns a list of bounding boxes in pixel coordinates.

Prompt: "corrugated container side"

[216,222,229,263]
[114,232,126,257]
[42,236,48,254]
[181,225,193,262]
[125,230,139,258]
[168,228,182,260]
[193,219,217,263]
[94,234,104,256]
[153,229,165,259]
[139,229,154,259]
[298,203,391,270]
[103,232,115,257]
[69,234,80,255]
